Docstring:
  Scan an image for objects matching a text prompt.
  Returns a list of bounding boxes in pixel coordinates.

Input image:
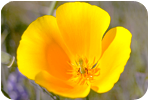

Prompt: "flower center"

[68,57,100,85]
[78,58,86,74]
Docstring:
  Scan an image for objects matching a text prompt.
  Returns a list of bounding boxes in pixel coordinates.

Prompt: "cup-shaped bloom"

[17,2,132,98]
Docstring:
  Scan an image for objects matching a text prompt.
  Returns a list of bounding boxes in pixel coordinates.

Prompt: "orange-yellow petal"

[17,15,72,80]
[56,2,110,63]
[46,39,73,81]
[35,70,90,98]
[91,26,132,93]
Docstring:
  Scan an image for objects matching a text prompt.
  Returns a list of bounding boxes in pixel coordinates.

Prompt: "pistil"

[68,57,100,85]
[78,58,85,74]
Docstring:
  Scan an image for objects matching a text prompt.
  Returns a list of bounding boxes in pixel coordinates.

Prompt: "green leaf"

[1,51,15,68]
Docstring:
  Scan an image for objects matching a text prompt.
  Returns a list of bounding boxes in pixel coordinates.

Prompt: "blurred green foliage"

[1,1,148,100]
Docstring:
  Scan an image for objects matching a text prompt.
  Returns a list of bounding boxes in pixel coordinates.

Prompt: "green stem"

[1,30,8,44]
[1,66,8,93]
[86,95,89,100]
[36,89,41,100]
[43,88,60,100]
[48,1,58,15]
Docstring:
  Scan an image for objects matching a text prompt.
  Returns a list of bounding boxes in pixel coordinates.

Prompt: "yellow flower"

[17,2,132,98]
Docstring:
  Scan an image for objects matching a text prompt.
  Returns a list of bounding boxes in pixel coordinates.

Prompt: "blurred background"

[1,1,148,100]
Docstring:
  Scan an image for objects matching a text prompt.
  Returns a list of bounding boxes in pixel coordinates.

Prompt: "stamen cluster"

[68,57,100,85]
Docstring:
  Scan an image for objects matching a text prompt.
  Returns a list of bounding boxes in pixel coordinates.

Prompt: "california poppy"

[17,2,132,98]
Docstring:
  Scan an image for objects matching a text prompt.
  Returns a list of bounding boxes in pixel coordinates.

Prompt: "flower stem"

[43,88,60,100]
[36,89,41,100]
[48,1,58,15]
[86,95,89,100]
